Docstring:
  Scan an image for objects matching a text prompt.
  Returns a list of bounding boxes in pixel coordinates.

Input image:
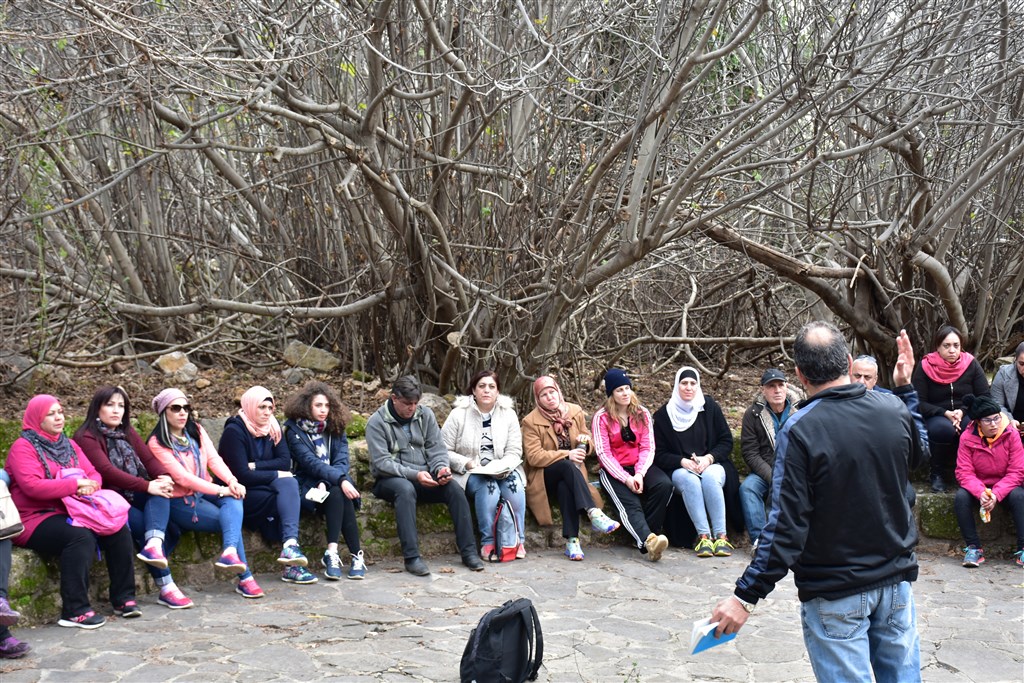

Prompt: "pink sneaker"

[515,543,527,559]
[137,545,169,569]
[235,576,264,599]
[215,551,247,574]
[158,587,194,610]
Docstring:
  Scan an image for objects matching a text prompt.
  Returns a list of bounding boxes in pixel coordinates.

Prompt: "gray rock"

[283,341,341,372]
[172,362,199,383]
[417,392,452,423]
[282,367,314,384]
[199,416,228,446]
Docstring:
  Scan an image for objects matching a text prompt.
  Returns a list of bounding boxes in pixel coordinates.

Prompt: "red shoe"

[236,576,264,599]
[137,545,169,569]
[215,551,247,574]
[158,587,194,610]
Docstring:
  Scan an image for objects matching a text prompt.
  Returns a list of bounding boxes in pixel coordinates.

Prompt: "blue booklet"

[690,618,737,654]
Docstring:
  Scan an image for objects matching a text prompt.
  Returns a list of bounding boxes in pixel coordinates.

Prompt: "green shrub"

[346,413,367,439]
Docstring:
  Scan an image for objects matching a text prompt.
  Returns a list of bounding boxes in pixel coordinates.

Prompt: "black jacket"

[652,398,744,545]
[734,383,925,603]
[911,358,989,419]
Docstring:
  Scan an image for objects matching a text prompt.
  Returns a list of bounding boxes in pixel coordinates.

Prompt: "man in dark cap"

[712,323,926,681]
[739,368,797,553]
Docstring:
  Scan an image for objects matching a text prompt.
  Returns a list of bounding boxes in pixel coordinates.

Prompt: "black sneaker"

[58,611,106,629]
[114,601,142,618]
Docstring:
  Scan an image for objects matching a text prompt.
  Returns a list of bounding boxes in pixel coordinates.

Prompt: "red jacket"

[74,425,170,495]
[955,419,1024,501]
[6,436,103,544]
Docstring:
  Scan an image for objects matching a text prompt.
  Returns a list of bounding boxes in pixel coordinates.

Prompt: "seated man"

[739,369,796,554]
[850,331,931,506]
[367,375,484,576]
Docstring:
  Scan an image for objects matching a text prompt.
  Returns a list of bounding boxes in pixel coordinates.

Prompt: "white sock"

[145,538,162,550]
[160,581,178,594]
[284,539,298,548]
[327,543,339,554]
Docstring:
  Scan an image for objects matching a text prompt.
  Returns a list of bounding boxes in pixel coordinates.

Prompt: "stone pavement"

[1,543,1021,682]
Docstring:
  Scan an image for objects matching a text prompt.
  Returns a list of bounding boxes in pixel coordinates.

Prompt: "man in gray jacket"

[367,376,484,576]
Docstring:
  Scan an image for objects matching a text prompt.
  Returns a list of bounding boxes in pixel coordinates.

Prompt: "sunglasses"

[167,404,192,414]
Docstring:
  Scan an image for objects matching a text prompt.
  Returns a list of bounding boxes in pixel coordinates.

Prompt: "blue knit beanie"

[604,368,632,397]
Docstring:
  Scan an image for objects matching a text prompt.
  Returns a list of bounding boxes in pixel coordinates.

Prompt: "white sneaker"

[347,550,366,580]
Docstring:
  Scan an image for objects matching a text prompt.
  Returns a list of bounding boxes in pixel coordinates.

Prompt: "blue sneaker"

[282,566,318,584]
[589,509,620,534]
[963,546,984,568]
[278,544,308,567]
[322,550,342,581]
[347,550,366,580]
[1013,549,1022,568]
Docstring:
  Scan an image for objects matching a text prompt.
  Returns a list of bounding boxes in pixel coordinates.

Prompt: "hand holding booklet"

[690,617,737,654]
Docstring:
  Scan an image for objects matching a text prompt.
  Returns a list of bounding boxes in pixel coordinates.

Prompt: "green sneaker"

[713,536,734,557]
[694,535,714,558]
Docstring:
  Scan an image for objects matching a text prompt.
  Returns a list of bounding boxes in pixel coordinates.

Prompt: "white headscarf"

[667,366,705,432]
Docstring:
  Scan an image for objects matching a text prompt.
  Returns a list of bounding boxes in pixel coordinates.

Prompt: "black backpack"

[460,598,543,683]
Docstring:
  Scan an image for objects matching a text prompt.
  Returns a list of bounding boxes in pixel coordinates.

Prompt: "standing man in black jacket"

[712,321,926,682]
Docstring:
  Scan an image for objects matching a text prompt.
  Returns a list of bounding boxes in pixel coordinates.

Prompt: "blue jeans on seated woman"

[169,494,251,580]
[127,492,179,585]
[465,470,526,547]
[672,463,726,537]
[800,581,920,683]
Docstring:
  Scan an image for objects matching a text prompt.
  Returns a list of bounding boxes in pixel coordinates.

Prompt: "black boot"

[930,472,946,493]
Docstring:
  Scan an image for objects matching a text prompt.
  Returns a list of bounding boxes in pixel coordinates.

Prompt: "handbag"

[58,468,130,536]
[0,479,25,540]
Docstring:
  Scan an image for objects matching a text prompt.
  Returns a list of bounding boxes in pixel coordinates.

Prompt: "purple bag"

[59,468,130,536]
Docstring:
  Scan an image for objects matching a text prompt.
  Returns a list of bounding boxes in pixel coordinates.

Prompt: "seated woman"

[6,395,137,628]
[0,471,30,658]
[592,369,671,561]
[219,386,314,585]
[147,389,262,598]
[990,341,1024,427]
[73,386,192,610]
[955,394,1024,568]
[521,376,619,561]
[653,367,741,558]
[442,370,527,560]
[912,325,990,492]
[284,381,366,581]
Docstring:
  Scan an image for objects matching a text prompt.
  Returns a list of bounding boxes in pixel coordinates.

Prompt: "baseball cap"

[760,369,786,385]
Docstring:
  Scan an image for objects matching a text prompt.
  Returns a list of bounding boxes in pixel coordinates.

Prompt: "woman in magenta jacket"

[6,394,137,629]
[955,394,1024,568]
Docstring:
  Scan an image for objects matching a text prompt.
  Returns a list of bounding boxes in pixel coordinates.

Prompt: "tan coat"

[521,403,602,525]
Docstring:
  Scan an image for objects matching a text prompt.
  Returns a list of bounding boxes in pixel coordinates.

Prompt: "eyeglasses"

[978,415,1002,425]
[167,404,192,414]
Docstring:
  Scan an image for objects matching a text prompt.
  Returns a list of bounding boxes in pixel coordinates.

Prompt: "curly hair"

[282,380,351,435]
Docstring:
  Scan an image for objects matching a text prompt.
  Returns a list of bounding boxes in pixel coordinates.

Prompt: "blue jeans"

[800,581,921,683]
[465,470,526,547]
[128,492,177,585]
[672,464,726,536]
[739,474,770,543]
[169,494,251,580]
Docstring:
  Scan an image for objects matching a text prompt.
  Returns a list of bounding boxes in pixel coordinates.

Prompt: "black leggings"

[317,484,361,553]
[22,515,136,619]
[543,459,595,539]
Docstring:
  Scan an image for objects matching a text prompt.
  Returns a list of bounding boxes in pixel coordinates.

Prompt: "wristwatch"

[732,595,756,613]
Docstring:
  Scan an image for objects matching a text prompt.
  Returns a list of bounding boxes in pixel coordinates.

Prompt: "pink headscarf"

[22,394,63,442]
[533,376,572,436]
[239,385,282,444]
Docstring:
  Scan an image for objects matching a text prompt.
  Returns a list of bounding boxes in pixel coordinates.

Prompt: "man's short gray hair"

[391,375,422,401]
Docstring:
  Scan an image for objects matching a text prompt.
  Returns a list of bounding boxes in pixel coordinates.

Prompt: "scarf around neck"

[21,394,77,472]
[921,351,974,385]
[533,376,572,436]
[666,366,706,433]
[98,421,148,488]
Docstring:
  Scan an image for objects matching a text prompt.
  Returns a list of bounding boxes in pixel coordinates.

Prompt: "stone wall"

[7,435,1020,626]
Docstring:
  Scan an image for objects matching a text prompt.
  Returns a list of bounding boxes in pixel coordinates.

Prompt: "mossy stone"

[917,492,960,539]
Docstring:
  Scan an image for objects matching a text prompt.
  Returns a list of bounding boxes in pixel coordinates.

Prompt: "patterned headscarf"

[533,376,572,436]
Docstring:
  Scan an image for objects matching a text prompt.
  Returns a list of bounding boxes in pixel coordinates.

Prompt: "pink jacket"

[591,406,654,484]
[147,425,236,498]
[955,420,1024,501]
[6,437,103,544]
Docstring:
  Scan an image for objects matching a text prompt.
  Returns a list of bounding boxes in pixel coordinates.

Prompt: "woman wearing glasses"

[990,341,1024,428]
[652,366,740,558]
[147,389,263,598]
[442,370,526,560]
[954,394,1024,569]
[592,369,671,561]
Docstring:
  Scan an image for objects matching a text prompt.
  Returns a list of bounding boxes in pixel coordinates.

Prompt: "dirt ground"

[0,360,774,430]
